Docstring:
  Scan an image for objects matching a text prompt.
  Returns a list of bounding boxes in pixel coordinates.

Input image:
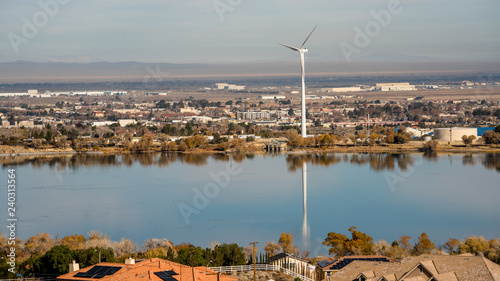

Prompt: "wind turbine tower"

[279,25,317,138]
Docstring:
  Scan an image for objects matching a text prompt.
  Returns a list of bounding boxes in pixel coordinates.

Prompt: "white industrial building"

[237,111,271,120]
[0,93,30,97]
[92,121,118,127]
[181,116,213,123]
[259,95,286,100]
[376,83,416,91]
[118,119,137,127]
[434,127,477,142]
[214,83,246,91]
[321,87,365,93]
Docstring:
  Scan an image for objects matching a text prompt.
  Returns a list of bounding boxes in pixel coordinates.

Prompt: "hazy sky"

[1,0,499,63]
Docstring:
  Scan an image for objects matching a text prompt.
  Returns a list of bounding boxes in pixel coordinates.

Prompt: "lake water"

[1,153,499,255]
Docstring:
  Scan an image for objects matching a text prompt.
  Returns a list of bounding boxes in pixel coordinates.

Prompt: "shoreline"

[1,143,499,158]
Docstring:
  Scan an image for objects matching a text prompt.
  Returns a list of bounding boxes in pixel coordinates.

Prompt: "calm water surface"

[1,153,499,255]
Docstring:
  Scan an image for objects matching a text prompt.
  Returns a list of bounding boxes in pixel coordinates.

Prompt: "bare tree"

[264,241,281,257]
[112,238,138,258]
[85,230,112,249]
[24,233,56,258]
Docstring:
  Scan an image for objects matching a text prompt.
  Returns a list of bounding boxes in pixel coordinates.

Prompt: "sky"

[1,0,500,64]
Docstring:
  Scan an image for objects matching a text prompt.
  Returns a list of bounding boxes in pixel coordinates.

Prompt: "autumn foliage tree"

[279,233,294,254]
[443,238,460,255]
[413,233,435,255]
[458,236,490,256]
[58,234,86,250]
[323,227,374,256]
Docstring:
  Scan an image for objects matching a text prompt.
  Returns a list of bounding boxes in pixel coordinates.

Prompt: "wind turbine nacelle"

[302,48,309,53]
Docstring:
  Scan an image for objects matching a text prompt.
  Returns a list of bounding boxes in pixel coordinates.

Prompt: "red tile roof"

[57,258,238,281]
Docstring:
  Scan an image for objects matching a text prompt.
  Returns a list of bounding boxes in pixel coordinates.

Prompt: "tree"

[487,238,500,264]
[35,245,73,276]
[67,128,80,140]
[397,235,413,256]
[58,234,86,251]
[143,238,174,252]
[112,238,138,258]
[86,230,112,249]
[74,247,115,268]
[145,247,167,258]
[323,227,373,256]
[209,244,246,266]
[393,127,411,144]
[373,240,391,256]
[264,241,281,257]
[323,232,349,256]
[459,236,490,256]
[175,244,205,267]
[483,130,500,145]
[279,233,294,254]
[413,233,435,255]
[386,241,409,260]
[462,135,476,148]
[421,140,438,153]
[24,233,56,259]
[347,226,374,255]
[369,133,380,146]
[443,238,460,255]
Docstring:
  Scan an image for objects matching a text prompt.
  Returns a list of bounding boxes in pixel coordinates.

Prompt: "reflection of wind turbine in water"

[302,162,310,246]
[280,26,316,247]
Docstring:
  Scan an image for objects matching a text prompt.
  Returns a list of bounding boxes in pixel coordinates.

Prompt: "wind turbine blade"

[301,25,317,49]
[279,43,300,52]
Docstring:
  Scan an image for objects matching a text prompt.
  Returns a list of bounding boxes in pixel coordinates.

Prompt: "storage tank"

[434,128,477,142]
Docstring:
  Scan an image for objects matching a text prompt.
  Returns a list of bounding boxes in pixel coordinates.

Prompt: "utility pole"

[249,242,258,281]
[207,272,220,281]
[95,249,101,263]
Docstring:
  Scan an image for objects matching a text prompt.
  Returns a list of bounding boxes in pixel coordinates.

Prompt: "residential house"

[57,258,237,281]
[317,256,396,280]
[269,253,316,280]
[326,254,500,281]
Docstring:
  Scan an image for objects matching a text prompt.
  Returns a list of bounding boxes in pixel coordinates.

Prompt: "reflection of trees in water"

[483,153,500,172]
[158,153,178,168]
[462,154,476,166]
[178,154,209,166]
[423,152,439,161]
[286,154,343,172]
[286,153,417,172]
[396,154,414,172]
[1,152,499,172]
[369,154,395,171]
[0,153,232,170]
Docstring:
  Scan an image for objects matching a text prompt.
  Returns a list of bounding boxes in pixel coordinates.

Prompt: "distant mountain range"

[1,57,499,83]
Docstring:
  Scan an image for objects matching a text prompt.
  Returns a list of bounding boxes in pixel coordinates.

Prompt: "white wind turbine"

[279,25,317,138]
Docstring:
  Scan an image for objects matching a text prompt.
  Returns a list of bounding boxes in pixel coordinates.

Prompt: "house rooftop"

[57,258,238,281]
[317,255,396,271]
[326,254,500,281]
